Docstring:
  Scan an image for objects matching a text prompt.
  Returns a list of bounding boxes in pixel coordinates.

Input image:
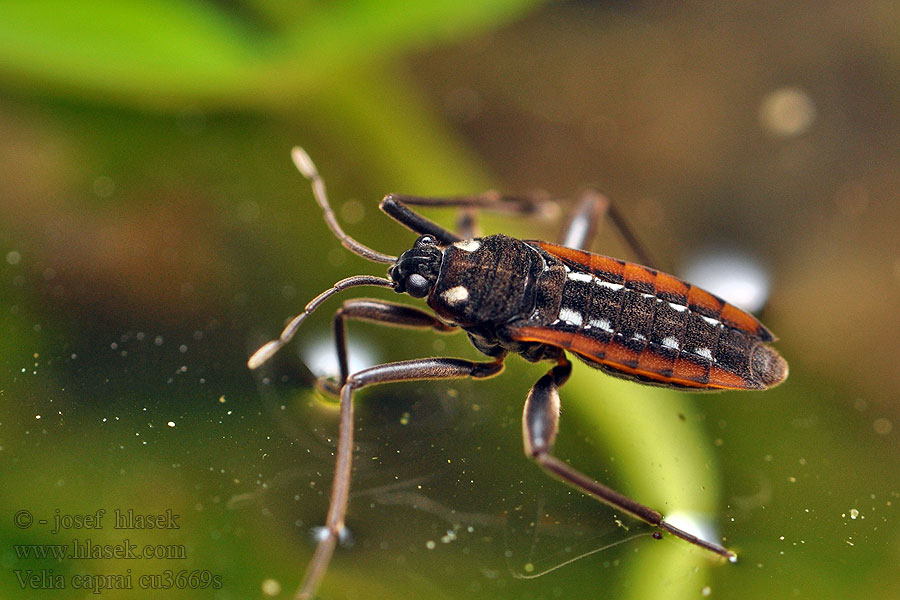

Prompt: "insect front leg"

[297,355,505,600]
[521,357,736,561]
[317,299,457,396]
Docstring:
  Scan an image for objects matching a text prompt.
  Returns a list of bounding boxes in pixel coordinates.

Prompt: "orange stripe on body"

[509,325,757,390]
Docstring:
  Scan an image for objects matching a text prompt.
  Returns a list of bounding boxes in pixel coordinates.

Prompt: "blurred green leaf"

[0,0,542,110]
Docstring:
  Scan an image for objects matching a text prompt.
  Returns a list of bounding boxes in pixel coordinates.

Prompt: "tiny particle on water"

[652,532,662,540]
[701,586,712,597]
[154,335,164,346]
[179,344,188,353]
[523,563,534,573]
[167,421,176,428]
[261,578,281,596]
[425,540,436,550]
[6,250,21,265]
[399,411,410,425]
[850,509,859,519]
[219,395,226,403]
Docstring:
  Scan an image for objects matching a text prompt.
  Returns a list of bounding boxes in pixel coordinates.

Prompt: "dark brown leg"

[382,192,559,242]
[321,299,456,394]
[296,355,505,600]
[521,358,736,561]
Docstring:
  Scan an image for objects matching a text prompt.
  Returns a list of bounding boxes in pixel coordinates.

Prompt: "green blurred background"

[2,1,898,598]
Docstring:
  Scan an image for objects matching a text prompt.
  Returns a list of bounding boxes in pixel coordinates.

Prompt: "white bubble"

[682,250,771,313]
[759,87,816,137]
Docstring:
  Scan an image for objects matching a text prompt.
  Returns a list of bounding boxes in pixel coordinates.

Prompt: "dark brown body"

[427,234,787,391]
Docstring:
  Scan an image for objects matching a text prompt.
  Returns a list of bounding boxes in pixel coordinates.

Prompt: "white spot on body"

[662,336,680,350]
[633,332,647,341]
[597,280,623,291]
[701,315,722,327]
[588,318,613,332]
[694,347,714,360]
[668,302,688,312]
[558,307,583,327]
[441,285,469,305]
[453,239,481,252]
[567,271,593,283]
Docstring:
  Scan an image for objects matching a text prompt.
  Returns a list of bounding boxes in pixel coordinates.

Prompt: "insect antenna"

[291,147,398,264]
[247,275,394,369]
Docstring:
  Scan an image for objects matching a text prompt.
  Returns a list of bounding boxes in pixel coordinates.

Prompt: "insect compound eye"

[405,273,431,298]
[415,235,436,248]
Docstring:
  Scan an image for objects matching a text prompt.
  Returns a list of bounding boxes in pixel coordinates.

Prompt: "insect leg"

[521,358,736,561]
[379,195,463,245]
[319,299,457,395]
[297,355,505,600]
[559,189,657,267]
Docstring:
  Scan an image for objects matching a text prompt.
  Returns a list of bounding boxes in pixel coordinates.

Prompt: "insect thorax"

[427,235,560,325]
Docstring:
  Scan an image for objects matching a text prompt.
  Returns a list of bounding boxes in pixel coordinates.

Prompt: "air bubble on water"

[303,336,376,378]
[681,251,771,313]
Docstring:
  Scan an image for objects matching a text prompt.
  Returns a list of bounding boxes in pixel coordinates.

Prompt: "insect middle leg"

[558,188,657,267]
[521,357,736,560]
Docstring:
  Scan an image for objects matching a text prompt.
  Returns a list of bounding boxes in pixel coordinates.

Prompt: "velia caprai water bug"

[248,147,788,599]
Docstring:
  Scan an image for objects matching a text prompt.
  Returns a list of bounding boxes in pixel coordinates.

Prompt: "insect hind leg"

[521,357,736,561]
[559,189,657,267]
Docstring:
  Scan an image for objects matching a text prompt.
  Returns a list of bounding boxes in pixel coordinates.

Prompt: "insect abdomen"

[516,242,788,390]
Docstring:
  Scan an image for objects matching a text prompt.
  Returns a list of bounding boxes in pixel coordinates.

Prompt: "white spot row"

[554,305,718,362]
